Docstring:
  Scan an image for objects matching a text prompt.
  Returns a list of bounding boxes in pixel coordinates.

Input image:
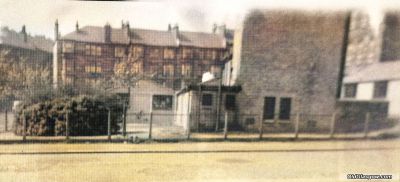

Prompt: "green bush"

[14,94,124,136]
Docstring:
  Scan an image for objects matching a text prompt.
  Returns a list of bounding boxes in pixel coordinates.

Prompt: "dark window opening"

[373,81,388,98]
[279,97,291,120]
[344,83,357,98]
[225,95,236,110]
[152,95,173,110]
[202,94,213,106]
[263,97,275,120]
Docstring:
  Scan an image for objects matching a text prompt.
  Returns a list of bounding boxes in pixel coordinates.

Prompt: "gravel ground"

[0,140,398,182]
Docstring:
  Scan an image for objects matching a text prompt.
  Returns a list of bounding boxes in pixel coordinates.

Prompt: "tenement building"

[0,25,53,71]
[53,20,233,89]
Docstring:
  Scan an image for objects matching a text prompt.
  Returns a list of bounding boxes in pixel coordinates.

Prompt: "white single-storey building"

[342,61,400,118]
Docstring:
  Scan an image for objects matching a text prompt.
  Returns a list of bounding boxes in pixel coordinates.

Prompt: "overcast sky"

[0,0,399,40]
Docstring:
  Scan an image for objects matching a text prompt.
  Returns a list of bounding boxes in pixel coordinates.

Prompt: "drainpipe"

[336,12,351,99]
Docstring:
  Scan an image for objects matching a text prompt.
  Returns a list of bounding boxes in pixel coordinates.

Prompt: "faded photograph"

[0,0,399,181]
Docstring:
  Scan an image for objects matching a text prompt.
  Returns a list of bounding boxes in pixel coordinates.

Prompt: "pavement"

[0,139,399,182]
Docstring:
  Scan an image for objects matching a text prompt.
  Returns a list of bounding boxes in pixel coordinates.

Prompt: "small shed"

[175,79,241,131]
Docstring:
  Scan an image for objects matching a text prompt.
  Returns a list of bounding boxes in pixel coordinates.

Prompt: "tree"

[0,49,52,106]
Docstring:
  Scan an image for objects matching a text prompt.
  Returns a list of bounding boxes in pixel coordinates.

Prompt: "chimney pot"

[75,21,79,32]
[21,25,27,42]
[104,23,112,43]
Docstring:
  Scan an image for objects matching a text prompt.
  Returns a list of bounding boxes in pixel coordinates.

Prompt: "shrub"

[14,94,123,136]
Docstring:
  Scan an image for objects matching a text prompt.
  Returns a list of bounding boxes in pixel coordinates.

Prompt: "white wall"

[356,82,374,100]
[387,80,400,117]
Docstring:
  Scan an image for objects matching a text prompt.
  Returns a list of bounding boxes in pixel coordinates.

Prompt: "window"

[132,46,144,58]
[148,47,162,59]
[344,83,357,98]
[163,48,175,59]
[115,47,126,57]
[152,95,173,110]
[225,95,236,110]
[163,64,174,77]
[193,49,203,59]
[85,45,102,56]
[279,97,291,120]
[85,66,102,73]
[75,43,85,54]
[205,50,213,60]
[181,64,192,76]
[202,94,213,106]
[182,48,192,59]
[63,42,74,53]
[263,97,275,120]
[373,81,388,98]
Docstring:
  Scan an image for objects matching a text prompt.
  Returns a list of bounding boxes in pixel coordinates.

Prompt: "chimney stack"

[172,24,179,45]
[125,21,130,36]
[21,25,27,43]
[75,21,79,32]
[55,19,59,41]
[104,23,111,43]
[212,23,217,33]
[168,24,172,31]
[172,24,179,37]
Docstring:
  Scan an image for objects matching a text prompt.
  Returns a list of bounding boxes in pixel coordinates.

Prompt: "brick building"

[176,10,353,132]
[53,21,233,89]
[0,25,53,71]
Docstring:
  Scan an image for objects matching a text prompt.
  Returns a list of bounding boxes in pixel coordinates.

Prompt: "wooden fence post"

[294,113,300,139]
[122,103,127,137]
[364,112,370,139]
[259,114,263,140]
[187,112,191,140]
[329,112,336,139]
[22,111,26,141]
[5,109,8,132]
[108,109,111,142]
[223,111,228,140]
[148,112,153,140]
[66,111,69,141]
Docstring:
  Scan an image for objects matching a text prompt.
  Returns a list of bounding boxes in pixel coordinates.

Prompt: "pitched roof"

[61,26,230,48]
[344,61,400,83]
[0,26,54,53]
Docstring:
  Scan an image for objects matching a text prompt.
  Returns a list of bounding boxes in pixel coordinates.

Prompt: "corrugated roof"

[61,26,230,48]
[344,61,400,83]
[0,26,54,53]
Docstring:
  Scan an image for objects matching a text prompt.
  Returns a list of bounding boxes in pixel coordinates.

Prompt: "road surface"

[0,140,398,182]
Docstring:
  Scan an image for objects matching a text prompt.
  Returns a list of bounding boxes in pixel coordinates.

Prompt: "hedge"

[13,95,124,136]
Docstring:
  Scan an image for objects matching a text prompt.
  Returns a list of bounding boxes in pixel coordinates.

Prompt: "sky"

[0,0,400,40]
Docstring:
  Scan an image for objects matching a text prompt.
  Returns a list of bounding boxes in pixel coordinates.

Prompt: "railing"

[0,110,396,142]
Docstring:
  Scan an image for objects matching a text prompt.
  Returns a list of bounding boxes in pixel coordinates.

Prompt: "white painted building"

[342,61,400,118]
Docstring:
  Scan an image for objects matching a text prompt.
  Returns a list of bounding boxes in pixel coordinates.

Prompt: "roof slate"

[0,26,54,53]
[344,61,400,83]
[61,26,230,48]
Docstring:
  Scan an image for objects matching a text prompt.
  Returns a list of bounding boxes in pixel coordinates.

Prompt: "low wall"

[335,100,389,132]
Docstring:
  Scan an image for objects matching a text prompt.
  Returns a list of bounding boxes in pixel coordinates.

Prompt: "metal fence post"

[122,103,127,137]
[259,114,263,140]
[187,112,191,140]
[5,109,8,132]
[108,109,111,142]
[66,111,69,141]
[364,112,370,139]
[329,112,336,139]
[149,112,153,140]
[223,111,228,140]
[294,113,300,139]
[22,111,26,141]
